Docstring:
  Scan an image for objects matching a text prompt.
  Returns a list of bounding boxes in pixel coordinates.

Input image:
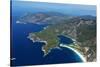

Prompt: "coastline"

[27,33,86,62]
[27,28,86,62]
[59,44,86,62]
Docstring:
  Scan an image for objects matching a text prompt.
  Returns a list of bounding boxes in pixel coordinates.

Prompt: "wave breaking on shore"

[60,44,86,62]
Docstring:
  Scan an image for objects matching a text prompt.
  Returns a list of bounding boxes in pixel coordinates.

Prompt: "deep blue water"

[58,35,73,44]
[10,1,96,66]
[11,13,83,66]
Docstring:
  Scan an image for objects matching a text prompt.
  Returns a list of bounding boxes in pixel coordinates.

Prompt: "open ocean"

[11,1,96,66]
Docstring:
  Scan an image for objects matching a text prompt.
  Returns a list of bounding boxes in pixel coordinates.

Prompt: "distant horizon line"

[11,0,96,6]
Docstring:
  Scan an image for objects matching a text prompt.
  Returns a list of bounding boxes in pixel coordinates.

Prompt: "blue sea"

[11,1,96,66]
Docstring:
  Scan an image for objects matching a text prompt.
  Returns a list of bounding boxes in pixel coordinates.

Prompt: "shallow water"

[11,15,83,66]
[10,1,96,66]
